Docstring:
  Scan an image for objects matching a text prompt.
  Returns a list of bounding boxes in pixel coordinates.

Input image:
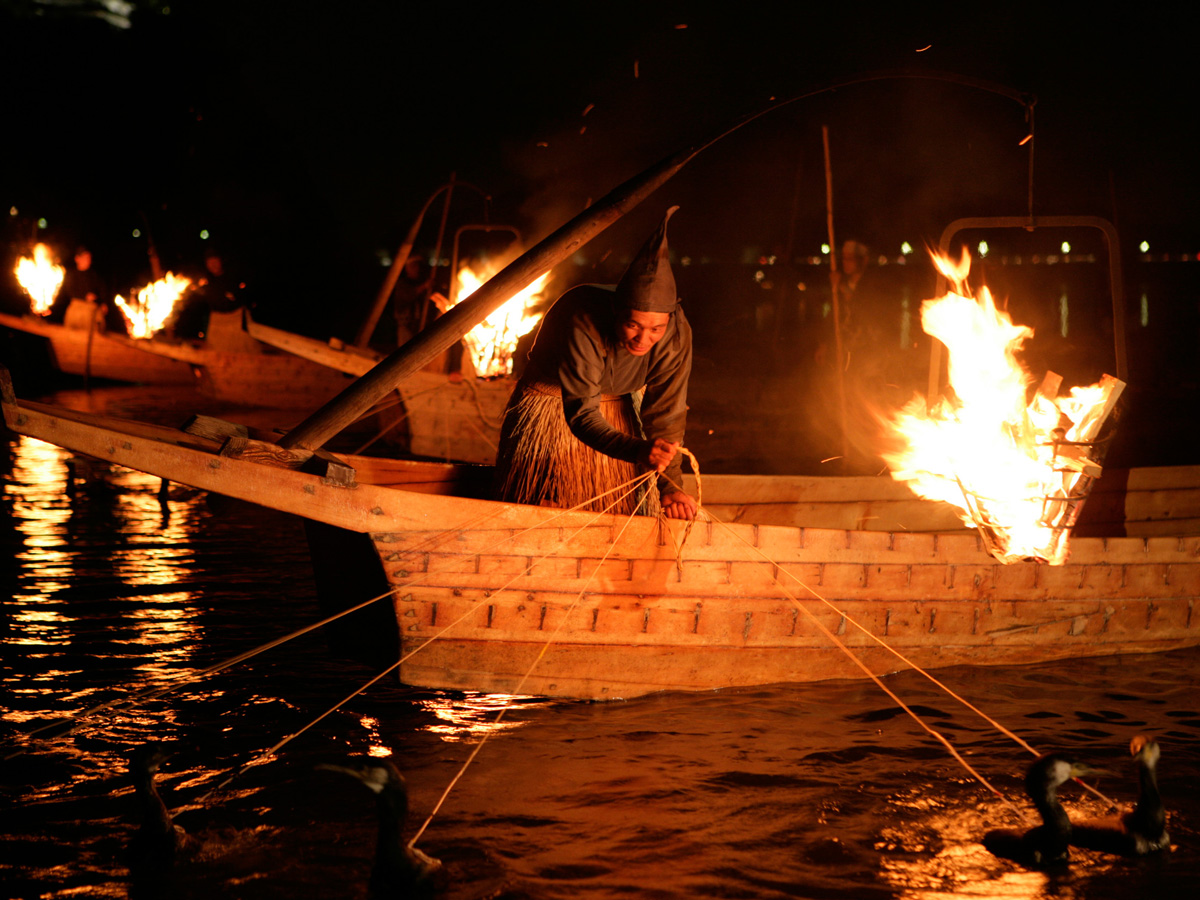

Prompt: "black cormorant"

[128,743,192,865]
[983,753,1100,867]
[320,757,442,896]
[1071,735,1170,856]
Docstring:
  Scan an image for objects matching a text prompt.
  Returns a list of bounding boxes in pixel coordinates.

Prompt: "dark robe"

[518,284,691,495]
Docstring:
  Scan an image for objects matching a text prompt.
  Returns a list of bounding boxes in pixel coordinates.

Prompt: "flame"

[449,262,550,377]
[881,251,1123,565]
[114,272,192,339]
[15,243,65,316]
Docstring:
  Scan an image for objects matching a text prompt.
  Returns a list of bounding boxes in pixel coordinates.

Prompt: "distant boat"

[6,371,1198,701]
[0,300,194,385]
[108,309,358,409]
[245,317,512,464]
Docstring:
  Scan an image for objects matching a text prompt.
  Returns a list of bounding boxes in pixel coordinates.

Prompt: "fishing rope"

[352,402,409,455]
[1,587,419,759]
[657,463,1116,813]
[194,472,656,799]
[408,475,654,849]
[652,471,1020,814]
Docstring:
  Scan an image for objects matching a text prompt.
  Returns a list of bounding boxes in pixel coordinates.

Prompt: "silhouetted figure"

[53,245,111,327]
[390,254,435,350]
[174,248,246,340]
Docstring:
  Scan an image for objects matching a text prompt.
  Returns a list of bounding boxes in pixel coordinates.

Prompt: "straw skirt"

[494,380,660,516]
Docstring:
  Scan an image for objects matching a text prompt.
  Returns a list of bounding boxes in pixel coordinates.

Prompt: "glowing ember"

[882,251,1124,565]
[447,262,550,377]
[15,243,65,316]
[114,273,192,339]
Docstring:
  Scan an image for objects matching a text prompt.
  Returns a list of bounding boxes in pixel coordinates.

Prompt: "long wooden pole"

[280,143,704,451]
[822,125,849,466]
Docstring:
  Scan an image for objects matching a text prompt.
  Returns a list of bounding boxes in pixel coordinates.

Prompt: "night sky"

[3,1,1198,336]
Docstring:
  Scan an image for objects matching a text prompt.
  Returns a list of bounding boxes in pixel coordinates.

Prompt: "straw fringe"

[495,381,660,516]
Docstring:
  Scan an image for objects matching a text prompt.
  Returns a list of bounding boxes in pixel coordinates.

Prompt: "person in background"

[173,248,246,339]
[390,254,434,350]
[51,245,107,324]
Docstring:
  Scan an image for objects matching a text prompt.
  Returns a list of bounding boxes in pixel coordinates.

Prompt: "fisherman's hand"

[661,490,698,520]
[641,438,679,473]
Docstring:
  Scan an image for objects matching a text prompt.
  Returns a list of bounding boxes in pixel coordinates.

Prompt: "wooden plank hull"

[376,510,1200,699]
[0,311,195,385]
[5,389,1199,700]
[397,371,511,464]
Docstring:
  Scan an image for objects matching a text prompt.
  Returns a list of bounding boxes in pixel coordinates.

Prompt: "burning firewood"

[883,252,1125,565]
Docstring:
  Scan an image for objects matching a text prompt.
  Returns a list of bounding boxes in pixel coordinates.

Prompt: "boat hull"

[375,514,1200,699]
[0,311,195,385]
[4,386,1198,701]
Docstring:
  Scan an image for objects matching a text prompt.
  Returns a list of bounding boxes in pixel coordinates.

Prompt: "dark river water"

[2,384,1199,900]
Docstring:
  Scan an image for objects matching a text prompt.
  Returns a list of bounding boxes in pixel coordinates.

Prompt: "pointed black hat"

[616,206,679,313]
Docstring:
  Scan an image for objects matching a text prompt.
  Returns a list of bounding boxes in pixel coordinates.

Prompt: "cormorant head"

[1130,735,1160,768]
[1025,753,1102,796]
[127,743,177,780]
[318,757,406,795]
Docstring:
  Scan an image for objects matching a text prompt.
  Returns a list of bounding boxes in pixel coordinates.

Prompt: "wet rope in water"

[1,587,420,760]
[197,471,657,800]
[407,472,656,849]
[656,460,1117,813]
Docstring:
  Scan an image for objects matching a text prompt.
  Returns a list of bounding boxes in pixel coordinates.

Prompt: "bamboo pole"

[822,125,849,466]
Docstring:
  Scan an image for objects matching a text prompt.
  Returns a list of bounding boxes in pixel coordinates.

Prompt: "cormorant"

[983,753,1100,867]
[1071,735,1170,856]
[320,757,442,896]
[128,744,191,862]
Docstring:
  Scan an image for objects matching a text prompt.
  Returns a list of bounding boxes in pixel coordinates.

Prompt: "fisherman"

[494,206,697,520]
[52,245,107,324]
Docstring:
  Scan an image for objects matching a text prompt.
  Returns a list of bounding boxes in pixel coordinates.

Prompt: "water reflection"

[417,693,545,741]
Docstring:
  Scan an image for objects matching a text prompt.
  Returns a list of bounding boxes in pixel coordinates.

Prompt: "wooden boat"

[6,136,1196,701]
[245,317,512,464]
[0,301,195,385]
[115,308,358,408]
[5,369,1199,700]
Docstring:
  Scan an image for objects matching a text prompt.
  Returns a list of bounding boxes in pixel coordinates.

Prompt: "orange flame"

[15,244,65,316]
[882,251,1123,564]
[449,262,550,377]
[115,273,192,339]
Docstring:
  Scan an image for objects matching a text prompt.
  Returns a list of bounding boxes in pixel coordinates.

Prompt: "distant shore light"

[900,241,913,256]
[820,243,830,255]
[977,241,989,258]
[200,229,210,240]
[1061,241,1071,254]
[1139,240,1150,253]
